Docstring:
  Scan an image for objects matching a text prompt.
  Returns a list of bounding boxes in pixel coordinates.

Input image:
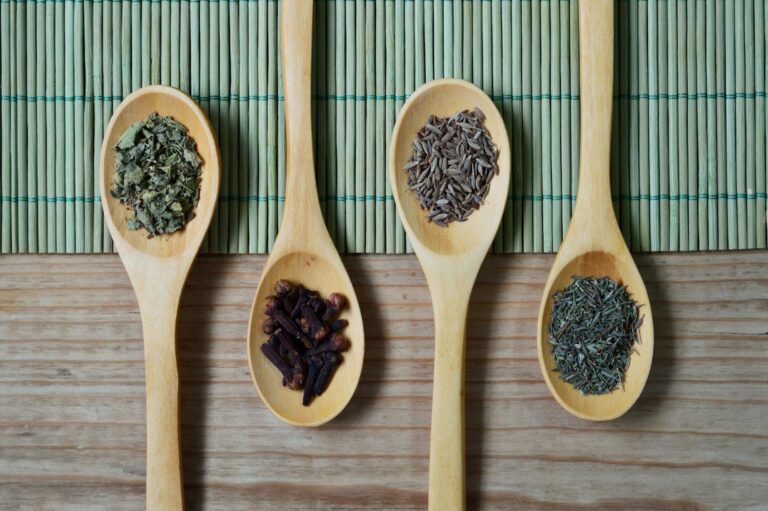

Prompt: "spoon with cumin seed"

[390,79,511,511]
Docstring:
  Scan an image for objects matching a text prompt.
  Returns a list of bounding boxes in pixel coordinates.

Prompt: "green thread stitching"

[3,91,766,103]
[0,0,578,4]
[3,193,766,203]
[0,93,583,102]
[615,92,767,100]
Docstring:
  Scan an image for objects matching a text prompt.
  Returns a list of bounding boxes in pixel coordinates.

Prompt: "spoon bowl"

[247,251,364,427]
[100,85,220,511]
[245,0,364,427]
[536,0,653,422]
[390,78,510,510]
[390,79,511,255]
[538,246,654,421]
[101,85,219,259]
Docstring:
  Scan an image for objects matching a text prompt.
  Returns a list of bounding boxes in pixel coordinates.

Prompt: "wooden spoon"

[245,0,364,427]
[100,85,220,510]
[389,79,511,510]
[536,0,654,421]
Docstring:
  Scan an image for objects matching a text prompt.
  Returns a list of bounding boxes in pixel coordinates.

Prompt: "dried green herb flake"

[111,112,203,237]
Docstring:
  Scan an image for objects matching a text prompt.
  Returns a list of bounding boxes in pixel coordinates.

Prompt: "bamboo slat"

[0,0,765,254]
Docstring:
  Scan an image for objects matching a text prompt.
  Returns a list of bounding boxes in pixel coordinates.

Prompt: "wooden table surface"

[1,252,767,511]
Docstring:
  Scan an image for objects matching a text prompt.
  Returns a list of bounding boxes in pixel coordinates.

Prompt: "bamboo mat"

[0,0,766,254]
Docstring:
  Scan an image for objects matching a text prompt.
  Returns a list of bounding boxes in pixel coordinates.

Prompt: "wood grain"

[1,253,767,511]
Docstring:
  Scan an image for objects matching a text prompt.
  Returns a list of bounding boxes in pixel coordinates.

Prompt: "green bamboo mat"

[0,0,766,254]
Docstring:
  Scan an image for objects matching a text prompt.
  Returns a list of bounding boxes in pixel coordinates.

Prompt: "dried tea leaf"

[111,112,203,237]
[547,276,643,395]
[116,122,143,150]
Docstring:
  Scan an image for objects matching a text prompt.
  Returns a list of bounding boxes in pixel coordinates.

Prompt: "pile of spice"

[112,112,203,237]
[260,280,350,406]
[548,276,643,395]
[404,108,499,226]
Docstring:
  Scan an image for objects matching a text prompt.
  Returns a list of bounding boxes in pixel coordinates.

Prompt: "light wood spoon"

[536,0,654,421]
[246,0,364,427]
[100,85,220,510]
[389,79,511,510]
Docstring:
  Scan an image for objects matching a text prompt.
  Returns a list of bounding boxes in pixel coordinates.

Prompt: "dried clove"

[321,294,345,322]
[275,329,302,353]
[264,297,277,316]
[330,319,349,332]
[287,372,304,391]
[271,309,300,337]
[262,318,277,335]
[289,289,304,319]
[307,333,350,356]
[260,343,291,381]
[285,349,301,367]
[301,304,330,341]
[329,333,350,352]
[309,296,326,315]
[274,279,293,295]
[306,340,332,357]
[298,334,314,350]
[259,279,352,406]
[327,293,346,309]
[314,353,341,396]
[303,358,321,406]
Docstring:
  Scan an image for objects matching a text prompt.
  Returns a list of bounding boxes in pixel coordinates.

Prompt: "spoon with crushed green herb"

[100,85,220,511]
[536,0,653,421]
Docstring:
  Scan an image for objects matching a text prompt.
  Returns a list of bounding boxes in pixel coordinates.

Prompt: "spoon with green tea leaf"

[100,85,220,510]
[390,79,511,510]
[536,0,654,421]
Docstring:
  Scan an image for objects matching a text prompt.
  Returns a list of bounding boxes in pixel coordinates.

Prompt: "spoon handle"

[573,0,615,221]
[139,290,183,511]
[280,0,323,232]
[428,293,469,511]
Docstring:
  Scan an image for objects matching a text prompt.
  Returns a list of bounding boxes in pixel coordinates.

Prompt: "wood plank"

[0,253,766,510]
